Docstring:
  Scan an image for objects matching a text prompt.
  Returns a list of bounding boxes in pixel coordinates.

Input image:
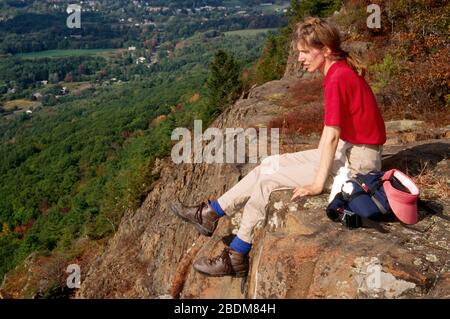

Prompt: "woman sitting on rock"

[171,17,386,277]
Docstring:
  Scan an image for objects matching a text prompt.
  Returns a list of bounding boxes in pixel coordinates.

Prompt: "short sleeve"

[324,79,343,127]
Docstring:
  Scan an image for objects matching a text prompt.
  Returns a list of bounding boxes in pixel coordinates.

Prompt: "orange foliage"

[171,103,183,113]
[153,115,167,125]
[380,45,449,121]
[269,102,323,136]
[189,93,200,104]
[14,225,26,234]
[287,77,324,107]
[268,77,324,136]
[13,219,35,235]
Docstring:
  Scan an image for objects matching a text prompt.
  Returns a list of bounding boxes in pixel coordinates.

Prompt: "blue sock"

[230,236,252,254]
[210,200,225,217]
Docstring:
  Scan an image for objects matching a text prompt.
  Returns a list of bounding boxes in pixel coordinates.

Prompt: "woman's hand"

[290,126,340,201]
[291,183,323,201]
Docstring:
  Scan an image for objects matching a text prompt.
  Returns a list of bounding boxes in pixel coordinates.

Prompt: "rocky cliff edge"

[75,72,450,299]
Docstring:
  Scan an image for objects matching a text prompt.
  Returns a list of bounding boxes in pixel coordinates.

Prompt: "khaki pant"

[217,140,382,243]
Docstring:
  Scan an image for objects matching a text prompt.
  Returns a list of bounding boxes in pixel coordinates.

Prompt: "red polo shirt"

[323,60,386,145]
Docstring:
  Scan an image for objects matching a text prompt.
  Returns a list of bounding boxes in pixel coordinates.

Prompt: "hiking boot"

[193,247,249,277]
[170,200,219,236]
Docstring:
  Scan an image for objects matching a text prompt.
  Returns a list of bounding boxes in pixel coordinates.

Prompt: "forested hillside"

[0,0,288,53]
[0,0,290,291]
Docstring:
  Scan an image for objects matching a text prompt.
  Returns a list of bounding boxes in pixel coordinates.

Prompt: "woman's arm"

[291,125,340,200]
[317,126,326,154]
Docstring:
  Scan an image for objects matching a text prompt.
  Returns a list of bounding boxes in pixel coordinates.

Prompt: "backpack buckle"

[337,208,362,228]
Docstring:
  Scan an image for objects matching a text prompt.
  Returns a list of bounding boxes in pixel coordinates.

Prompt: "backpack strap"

[351,176,389,215]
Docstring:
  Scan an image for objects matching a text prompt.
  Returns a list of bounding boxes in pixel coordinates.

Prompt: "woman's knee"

[261,154,278,165]
[260,154,282,175]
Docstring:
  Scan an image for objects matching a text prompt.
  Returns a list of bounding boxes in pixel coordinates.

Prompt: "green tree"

[206,50,242,117]
[254,31,289,85]
[288,0,342,24]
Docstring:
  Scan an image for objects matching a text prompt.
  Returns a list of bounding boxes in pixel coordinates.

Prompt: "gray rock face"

[385,120,425,133]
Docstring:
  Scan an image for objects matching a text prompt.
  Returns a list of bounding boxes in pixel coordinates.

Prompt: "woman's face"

[297,42,326,73]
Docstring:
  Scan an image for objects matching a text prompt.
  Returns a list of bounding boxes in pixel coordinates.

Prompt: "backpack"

[326,169,420,229]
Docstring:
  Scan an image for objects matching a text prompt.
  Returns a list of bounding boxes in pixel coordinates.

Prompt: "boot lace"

[207,248,232,273]
[194,202,207,225]
[176,194,208,225]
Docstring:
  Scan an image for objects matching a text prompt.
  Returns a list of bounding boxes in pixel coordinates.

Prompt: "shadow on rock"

[382,142,450,175]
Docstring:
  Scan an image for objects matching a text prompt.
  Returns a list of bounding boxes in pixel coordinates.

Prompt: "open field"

[259,3,290,14]
[3,99,40,111]
[15,49,123,59]
[224,28,277,36]
[62,81,93,91]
